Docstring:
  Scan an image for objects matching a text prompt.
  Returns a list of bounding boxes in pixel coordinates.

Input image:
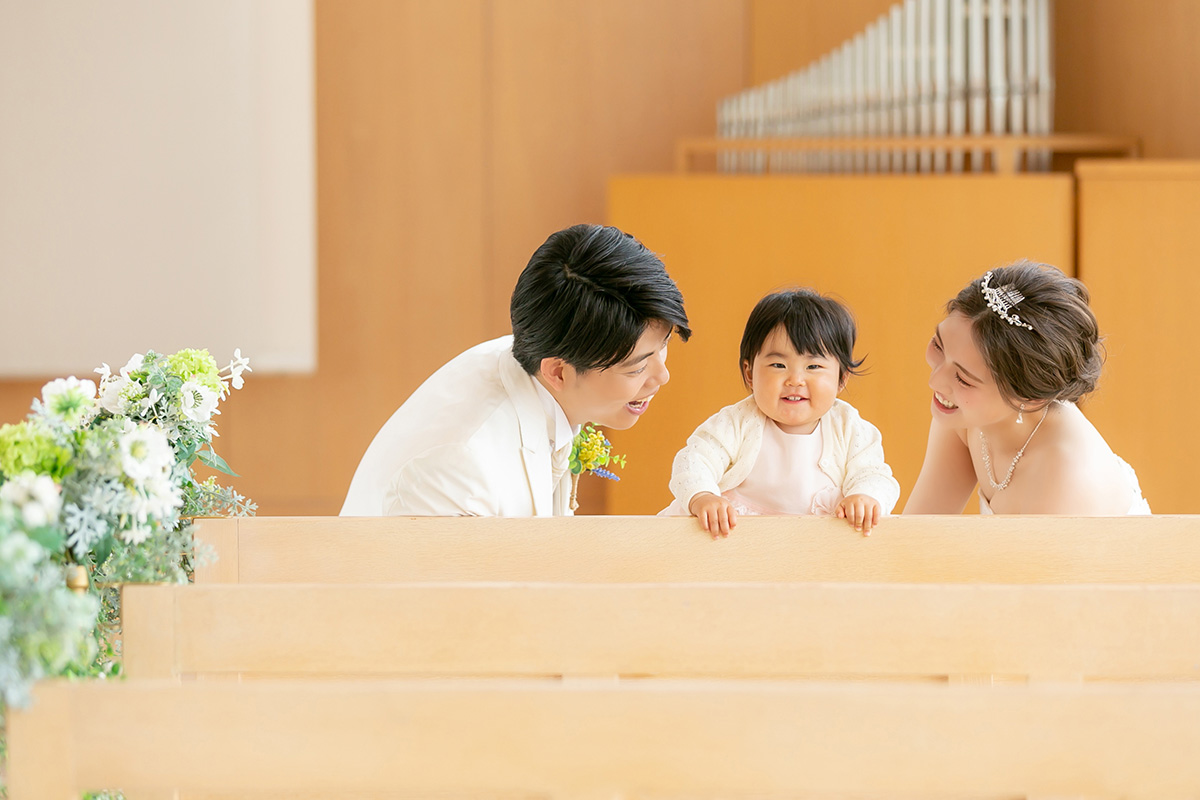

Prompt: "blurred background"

[2,0,1197,515]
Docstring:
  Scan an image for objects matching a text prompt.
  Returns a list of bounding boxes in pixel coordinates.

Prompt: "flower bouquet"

[0,349,255,800]
[0,349,254,584]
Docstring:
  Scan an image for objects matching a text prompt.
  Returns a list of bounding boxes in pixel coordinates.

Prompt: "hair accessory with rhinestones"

[980,270,1034,331]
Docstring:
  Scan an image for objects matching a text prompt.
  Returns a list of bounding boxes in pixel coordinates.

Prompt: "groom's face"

[558,321,674,430]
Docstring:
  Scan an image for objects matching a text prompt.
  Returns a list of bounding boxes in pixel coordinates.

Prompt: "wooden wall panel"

[750,0,895,84]
[485,0,749,512]
[1055,0,1200,158]
[1075,160,1200,513]
[607,175,1074,515]
[487,0,749,333]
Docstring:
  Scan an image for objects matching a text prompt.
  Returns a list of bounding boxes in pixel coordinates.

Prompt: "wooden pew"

[123,581,1200,683]
[11,679,1200,799]
[194,515,1200,584]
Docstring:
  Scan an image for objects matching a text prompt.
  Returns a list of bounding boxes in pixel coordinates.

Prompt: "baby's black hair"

[739,289,864,385]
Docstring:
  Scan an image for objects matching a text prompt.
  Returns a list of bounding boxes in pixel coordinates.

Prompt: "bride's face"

[925,312,1017,429]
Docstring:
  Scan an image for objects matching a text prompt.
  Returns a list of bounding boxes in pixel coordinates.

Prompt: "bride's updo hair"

[947,260,1104,405]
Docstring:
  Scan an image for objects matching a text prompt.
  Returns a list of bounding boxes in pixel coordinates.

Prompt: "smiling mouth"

[934,392,958,409]
[627,396,653,411]
[783,395,808,402]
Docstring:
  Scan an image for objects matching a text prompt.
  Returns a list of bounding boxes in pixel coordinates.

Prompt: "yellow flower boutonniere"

[569,424,626,481]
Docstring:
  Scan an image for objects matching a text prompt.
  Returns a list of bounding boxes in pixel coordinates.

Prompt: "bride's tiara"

[980,271,1034,331]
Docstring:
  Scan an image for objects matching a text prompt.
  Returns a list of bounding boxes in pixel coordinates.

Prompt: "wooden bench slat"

[194,515,1200,585]
[11,679,1200,798]
[123,582,1200,681]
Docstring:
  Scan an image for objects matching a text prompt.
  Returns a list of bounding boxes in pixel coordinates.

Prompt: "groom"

[339,224,691,516]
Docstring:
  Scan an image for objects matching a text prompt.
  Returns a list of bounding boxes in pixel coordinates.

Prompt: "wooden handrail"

[677,133,1141,174]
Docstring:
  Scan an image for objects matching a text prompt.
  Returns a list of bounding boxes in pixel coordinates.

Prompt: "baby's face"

[742,326,843,435]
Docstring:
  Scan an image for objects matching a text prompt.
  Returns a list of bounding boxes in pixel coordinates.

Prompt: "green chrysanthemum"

[0,421,73,481]
[164,349,222,393]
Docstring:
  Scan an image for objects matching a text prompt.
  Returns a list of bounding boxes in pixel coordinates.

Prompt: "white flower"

[118,425,174,485]
[0,531,45,582]
[179,381,219,422]
[224,348,252,391]
[29,474,61,511]
[98,374,130,414]
[123,353,145,373]
[94,362,112,382]
[130,473,182,525]
[41,377,97,425]
[0,473,62,528]
[120,521,152,546]
[137,386,162,416]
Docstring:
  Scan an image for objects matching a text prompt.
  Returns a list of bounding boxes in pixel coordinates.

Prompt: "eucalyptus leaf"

[27,526,65,552]
[197,449,239,476]
[93,534,115,567]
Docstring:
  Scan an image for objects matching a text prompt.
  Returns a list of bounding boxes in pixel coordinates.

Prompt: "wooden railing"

[676,133,1140,174]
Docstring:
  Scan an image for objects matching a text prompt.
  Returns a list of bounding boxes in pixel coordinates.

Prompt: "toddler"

[664,289,899,536]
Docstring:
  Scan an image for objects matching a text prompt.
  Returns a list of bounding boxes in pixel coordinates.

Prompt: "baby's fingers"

[858,505,873,535]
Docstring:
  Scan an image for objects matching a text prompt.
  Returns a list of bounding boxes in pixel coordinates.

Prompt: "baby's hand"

[688,492,737,538]
[836,493,882,535]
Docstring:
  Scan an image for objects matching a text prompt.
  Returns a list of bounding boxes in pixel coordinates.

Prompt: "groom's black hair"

[510,224,691,374]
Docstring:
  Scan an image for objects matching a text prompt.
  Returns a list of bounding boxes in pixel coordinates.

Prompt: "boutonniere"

[570,424,626,480]
[567,424,626,510]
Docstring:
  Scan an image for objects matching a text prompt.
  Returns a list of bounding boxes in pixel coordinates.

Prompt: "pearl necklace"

[979,405,1050,491]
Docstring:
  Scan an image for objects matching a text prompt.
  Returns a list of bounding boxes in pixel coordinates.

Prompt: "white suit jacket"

[339,336,574,517]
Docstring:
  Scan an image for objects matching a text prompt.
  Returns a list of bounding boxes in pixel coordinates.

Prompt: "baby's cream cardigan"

[669,395,901,513]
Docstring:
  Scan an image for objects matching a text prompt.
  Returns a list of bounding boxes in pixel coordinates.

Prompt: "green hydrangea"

[0,421,73,481]
[163,348,221,393]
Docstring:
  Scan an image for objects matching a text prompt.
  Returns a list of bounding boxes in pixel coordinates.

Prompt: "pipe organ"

[718,0,1054,173]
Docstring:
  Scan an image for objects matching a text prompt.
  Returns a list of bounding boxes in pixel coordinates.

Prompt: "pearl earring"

[1016,403,1025,424]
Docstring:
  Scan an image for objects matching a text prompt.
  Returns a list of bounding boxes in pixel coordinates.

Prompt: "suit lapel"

[498,348,554,516]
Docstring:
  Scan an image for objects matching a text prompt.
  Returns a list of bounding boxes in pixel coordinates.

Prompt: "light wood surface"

[1076,159,1200,513]
[606,174,1075,514]
[123,581,1200,682]
[193,515,1200,585]
[12,679,1200,798]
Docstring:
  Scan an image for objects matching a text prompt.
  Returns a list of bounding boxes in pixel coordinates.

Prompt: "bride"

[904,261,1151,515]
